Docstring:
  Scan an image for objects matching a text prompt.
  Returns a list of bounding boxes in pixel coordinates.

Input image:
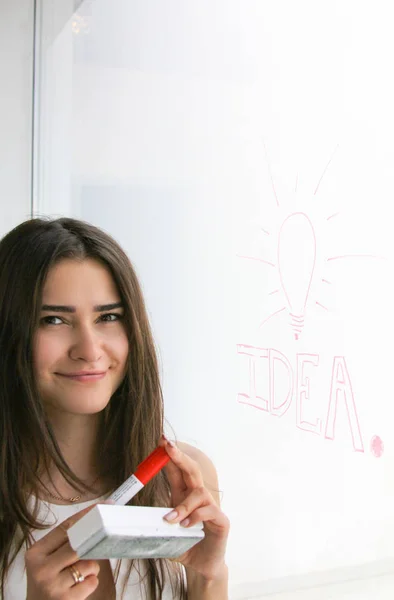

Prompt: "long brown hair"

[0,216,186,598]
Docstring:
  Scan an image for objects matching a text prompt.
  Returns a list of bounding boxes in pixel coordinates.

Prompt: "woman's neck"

[40,411,107,503]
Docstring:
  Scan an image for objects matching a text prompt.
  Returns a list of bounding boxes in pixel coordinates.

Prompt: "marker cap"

[134,446,170,485]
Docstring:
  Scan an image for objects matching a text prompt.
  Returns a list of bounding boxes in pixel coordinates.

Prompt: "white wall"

[0,0,34,232]
[249,572,394,600]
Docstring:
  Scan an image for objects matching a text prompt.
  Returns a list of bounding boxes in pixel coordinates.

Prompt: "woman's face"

[33,258,129,417]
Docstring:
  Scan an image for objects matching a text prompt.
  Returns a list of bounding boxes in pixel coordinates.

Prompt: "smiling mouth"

[57,372,107,382]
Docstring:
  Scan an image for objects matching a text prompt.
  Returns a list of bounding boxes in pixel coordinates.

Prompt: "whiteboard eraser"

[67,504,205,559]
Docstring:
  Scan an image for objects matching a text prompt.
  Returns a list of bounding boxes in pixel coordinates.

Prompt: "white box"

[67,504,205,559]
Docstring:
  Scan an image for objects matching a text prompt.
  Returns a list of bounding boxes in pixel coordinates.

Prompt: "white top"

[4,496,180,599]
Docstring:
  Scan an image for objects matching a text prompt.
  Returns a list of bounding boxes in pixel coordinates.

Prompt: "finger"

[163,486,212,523]
[61,574,99,599]
[160,437,188,492]
[34,504,97,555]
[46,537,83,571]
[162,440,204,489]
[163,460,186,499]
[178,505,230,533]
[59,559,100,589]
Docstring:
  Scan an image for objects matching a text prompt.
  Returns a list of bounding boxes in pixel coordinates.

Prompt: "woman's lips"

[57,372,106,382]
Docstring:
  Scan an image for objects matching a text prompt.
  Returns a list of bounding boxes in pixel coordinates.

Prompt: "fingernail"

[164,510,178,521]
[167,439,175,448]
[180,518,190,527]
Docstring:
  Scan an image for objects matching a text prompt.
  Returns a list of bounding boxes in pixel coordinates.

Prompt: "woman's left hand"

[160,437,230,582]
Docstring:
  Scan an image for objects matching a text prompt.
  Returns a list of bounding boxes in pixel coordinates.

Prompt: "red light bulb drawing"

[278,212,316,340]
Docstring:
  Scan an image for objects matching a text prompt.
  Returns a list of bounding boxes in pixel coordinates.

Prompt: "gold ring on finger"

[69,565,85,584]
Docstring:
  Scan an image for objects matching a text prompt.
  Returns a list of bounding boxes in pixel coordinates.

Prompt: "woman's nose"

[69,326,102,362]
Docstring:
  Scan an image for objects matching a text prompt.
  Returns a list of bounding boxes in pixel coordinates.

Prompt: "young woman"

[0,216,229,599]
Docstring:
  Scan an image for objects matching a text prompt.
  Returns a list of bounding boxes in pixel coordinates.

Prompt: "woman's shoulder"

[176,441,221,504]
[176,441,213,465]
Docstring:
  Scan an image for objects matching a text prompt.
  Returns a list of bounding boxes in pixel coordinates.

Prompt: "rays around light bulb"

[237,142,385,340]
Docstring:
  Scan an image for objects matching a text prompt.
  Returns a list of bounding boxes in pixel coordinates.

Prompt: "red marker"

[107,446,170,505]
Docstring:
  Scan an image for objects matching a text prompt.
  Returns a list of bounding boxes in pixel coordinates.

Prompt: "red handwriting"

[237,345,364,452]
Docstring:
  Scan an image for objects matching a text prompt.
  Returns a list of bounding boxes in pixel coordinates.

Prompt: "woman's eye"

[100,313,123,322]
[41,316,63,326]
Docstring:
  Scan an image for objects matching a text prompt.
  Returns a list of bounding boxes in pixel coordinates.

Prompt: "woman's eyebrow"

[41,302,124,313]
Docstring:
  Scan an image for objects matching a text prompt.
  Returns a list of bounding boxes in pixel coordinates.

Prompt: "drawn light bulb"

[277,212,316,340]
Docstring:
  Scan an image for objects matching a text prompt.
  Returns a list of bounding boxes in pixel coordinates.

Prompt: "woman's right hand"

[25,505,100,599]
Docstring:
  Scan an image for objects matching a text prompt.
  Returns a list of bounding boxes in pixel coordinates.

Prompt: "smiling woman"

[34,258,129,421]
[0,217,229,600]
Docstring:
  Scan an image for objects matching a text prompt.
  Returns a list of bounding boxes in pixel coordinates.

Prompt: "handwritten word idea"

[237,345,364,452]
